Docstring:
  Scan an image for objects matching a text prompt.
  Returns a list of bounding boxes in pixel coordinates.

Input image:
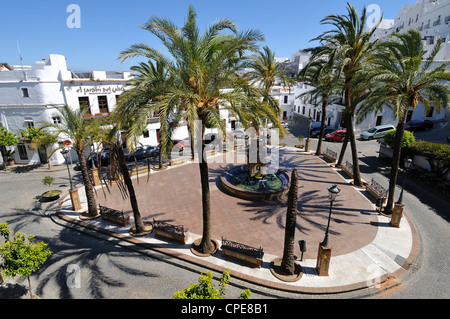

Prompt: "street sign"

[63,140,72,146]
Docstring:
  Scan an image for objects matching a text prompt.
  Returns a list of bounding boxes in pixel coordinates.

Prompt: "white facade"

[0,54,135,166]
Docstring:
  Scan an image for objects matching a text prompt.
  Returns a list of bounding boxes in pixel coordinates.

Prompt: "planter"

[295,145,304,149]
[7,160,15,166]
[43,190,62,201]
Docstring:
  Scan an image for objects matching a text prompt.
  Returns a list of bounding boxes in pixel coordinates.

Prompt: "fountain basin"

[220,166,289,201]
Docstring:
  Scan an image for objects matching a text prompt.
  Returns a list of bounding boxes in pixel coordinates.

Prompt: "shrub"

[173,269,251,299]
[409,140,450,177]
[384,129,415,148]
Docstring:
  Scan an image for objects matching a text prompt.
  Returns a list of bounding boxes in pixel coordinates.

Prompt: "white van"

[360,124,395,140]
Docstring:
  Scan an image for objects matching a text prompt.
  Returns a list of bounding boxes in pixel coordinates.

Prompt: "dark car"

[125,145,159,161]
[311,127,334,138]
[404,119,433,132]
[325,129,347,142]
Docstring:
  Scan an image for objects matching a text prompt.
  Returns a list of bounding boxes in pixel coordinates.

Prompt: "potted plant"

[5,150,15,166]
[41,176,61,201]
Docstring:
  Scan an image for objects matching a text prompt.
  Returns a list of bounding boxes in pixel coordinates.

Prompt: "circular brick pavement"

[97,149,378,260]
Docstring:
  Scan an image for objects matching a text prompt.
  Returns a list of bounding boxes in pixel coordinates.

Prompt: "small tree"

[42,176,55,188]
[0,223,51,299]
[173,269,251,299]
[0,127,19,171]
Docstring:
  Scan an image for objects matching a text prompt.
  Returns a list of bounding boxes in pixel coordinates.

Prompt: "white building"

[0,54,136,166]
[293,0,450,133]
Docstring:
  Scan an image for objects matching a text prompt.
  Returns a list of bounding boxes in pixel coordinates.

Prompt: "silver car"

[360,124,395,140]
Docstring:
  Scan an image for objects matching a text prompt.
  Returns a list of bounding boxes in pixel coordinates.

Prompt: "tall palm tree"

[96,123,151,235]
[280,169,299,275]
[357,29,449,214]
[297,59,342,155]
[245,46,293,164]
[118,5,270,254]
[40,105,99,217]
[306,2,381,186]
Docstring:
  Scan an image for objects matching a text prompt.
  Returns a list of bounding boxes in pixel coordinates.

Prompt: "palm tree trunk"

[347,116,362,187]
[337,114,350,168]
[117,145,145,233]
[281,169,299,275]
[316,100,328,156]
[77,148,98,217]
[198,122,214,254]
[384,113,408,214]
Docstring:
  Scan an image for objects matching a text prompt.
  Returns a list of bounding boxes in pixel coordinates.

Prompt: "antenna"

[17,40,27,80]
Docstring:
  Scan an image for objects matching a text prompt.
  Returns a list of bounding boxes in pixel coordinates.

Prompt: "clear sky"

[0,0,409,72]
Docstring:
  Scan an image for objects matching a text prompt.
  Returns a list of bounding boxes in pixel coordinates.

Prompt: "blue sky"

[1,0,408,72]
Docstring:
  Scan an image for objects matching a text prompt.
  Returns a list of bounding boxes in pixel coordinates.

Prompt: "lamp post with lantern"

[61,143,82,211]
[391,157,412,227]
[316,184,340,276]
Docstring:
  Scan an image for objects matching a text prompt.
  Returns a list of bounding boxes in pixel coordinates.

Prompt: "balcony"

[433,19,441,26]
[445,15,450,24]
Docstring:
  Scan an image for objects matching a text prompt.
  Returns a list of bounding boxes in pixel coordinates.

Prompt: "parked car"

[125,145,159,161]
[311,127,334,138]
[325,129,347,142]
[280,121,289,128]
[360,124,395,140]
[231,129,248,139]
[405,119,433,132]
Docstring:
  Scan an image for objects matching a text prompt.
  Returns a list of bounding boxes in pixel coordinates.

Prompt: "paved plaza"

[57,147,419,294]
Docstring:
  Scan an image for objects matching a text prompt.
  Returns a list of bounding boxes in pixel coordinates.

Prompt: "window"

[24,117,34,128]
[17,144,28,160]
[52,116,62,124]
[283,96,288,104]
[98,96,109,113]
[143,130,149,138]
[21,88,29,98]
[78,97,91,114]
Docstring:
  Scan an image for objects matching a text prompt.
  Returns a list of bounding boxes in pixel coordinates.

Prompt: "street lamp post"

[391,157,412,227]
[321,184,340,247]
[61,148,82,211]
[396,157,412,205]
[61,149,73,190]
[316,184,340,276]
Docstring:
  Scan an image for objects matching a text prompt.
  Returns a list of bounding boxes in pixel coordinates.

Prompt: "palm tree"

[99,124,152,235]
[40,105,99,218]
[306,2,381,186]
[118,5,270,255]
[280,169,299,275]
[356,29,450,214]
[297,59,342,155]
[244,45,293,164]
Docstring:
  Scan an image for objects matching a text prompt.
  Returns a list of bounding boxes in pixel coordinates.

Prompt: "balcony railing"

[433,19,441,26]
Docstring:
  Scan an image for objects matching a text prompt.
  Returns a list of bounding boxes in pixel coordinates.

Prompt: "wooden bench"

[99,205,130,227]
[341,160,353,179]
[365,178,388,207]
[221,237,264,268]
[153,219,189,244]
[323,148,337,163]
